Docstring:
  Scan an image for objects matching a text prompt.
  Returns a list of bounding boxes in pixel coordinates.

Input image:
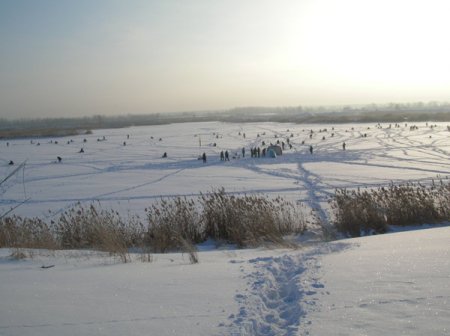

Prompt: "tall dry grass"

[145,197,204,253]
[200,189,306,248]
[0,215,57,249]
[0,191,310,261]
[54,203,143,262]
[331,179,450,237]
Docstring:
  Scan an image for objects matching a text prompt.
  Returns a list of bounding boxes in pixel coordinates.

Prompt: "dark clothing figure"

[225,150,229,161]
[242,147,245,157]
[309,145,313,154]
[123,142,126,146]
[257,147,260,158]
[79,148,84,153]
[57,156,62,163]
[8,160,14,165]
[220,151,224,161]
[162,152,167,158]
[342,142,346,150]
[202,152,207,163]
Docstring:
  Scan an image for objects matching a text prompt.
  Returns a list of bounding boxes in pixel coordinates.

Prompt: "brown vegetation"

[331,179,450,237]
[0,191,309,262]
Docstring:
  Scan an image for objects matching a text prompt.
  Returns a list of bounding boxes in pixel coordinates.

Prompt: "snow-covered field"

[1,226,449,336]
[1,121,450,335]
[1,121,449,219]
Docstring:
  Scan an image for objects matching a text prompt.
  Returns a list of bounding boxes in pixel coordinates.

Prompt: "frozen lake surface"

[1,121,449,220]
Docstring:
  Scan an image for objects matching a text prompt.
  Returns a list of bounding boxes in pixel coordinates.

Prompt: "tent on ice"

[267,145,282,156]
[267,149,277,158]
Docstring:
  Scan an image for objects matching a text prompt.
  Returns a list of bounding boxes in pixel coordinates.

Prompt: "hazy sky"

[1,0,450,119]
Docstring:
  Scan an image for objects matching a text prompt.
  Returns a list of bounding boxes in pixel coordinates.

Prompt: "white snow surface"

[1,121,449,218]
[1,227,449,335]
[1,121,450,335]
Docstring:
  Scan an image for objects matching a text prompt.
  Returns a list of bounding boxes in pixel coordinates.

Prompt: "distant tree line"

[1,101,449,138]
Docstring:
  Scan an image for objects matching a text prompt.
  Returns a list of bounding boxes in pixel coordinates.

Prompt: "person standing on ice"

[225,150,229,161]
[202,152,207,163]
[242,147,245,158]
[342,142,346,150]
[309,145,313,154]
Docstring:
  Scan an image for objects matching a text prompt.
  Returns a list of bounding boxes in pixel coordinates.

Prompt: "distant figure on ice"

[162,152,167,158]
[342,142,346,150]
[57,156,62,163]
[202,152,207,163]
[123,141,126,146]
[309,145,313,155]
[220,151,224,161]
[79,148,84,153]
[8,160,14,165]
[242,147,245,157]
[225,150,229,161]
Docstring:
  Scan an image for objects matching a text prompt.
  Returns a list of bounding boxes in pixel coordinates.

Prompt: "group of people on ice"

[219,150,230,161]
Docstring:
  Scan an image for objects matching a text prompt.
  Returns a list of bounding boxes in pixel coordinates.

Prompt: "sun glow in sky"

[1,0,450,118]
